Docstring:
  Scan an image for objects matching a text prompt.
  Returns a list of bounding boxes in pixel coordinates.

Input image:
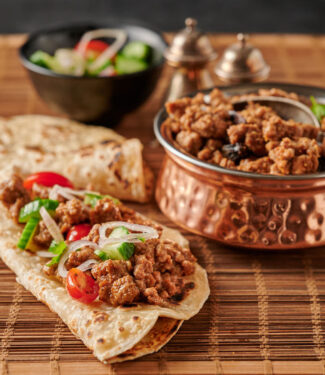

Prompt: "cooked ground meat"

[86,223,101,243]
[238,156,272,173]
[91,259,134,305]
[110,275,140,306]
[33,220,52,248]
[89,197,122,225]
[269,137,320,174]
[0,174,30,221]
[227,123,266,156]
[55,198,89,233]
[91,239,196,307]
[65,246,100,270]
[163,88,324,175]
[176,130,202,154]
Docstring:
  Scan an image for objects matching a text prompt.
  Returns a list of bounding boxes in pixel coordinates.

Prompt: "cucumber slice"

[115,55,148,75]
[121,41,152,62]
[84,193,120,207]
[100,241,134,260]
[19,199,59,223]
[29,51,54,69]
[97,226,134,260]
[17,217,40,250]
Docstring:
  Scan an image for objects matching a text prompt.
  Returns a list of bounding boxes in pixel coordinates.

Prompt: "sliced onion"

[36,251,56,258]
[76,29,127,74]
[98,221,158,247]
[77,259,99,272]
[49,185,99,201]
[39,206,64,244]
[68,240,99,252]
[57,240,99,279]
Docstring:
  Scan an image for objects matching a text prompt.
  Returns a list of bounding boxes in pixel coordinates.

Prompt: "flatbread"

[0,115,153,202]
[0,204,210,363]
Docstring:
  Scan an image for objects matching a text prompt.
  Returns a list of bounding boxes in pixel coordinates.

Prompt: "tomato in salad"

[75,40,110,60]
[66,268,99,304]
[23,172,74,189]
[66,224,92,242]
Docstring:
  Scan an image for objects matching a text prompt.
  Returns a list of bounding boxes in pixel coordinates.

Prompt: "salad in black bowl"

[20,23,166,124]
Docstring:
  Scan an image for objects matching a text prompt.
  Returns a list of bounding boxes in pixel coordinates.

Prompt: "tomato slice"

[23,172,74,190]
[66,268,99,304]
[66,224,92,242]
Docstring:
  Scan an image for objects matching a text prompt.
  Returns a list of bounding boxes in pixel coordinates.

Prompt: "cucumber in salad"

[28,28,153,77]
[95,226,135,261]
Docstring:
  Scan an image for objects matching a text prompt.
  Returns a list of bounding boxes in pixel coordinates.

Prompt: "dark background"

[0,0,324,34]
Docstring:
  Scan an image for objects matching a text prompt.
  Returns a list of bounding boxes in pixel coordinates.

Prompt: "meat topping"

[163,88,323,175]
[89,197,122,225]
[0,174,30,221]
[91,239,196,307]
[55,198,89,233]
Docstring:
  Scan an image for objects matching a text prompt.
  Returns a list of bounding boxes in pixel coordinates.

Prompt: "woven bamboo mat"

[1,34,325,375]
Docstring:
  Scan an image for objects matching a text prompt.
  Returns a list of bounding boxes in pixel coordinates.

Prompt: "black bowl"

[19,23,167,124]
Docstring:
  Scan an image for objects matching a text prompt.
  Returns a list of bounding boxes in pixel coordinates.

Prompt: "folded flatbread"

[0,115,153,202]
[0,175,209,363]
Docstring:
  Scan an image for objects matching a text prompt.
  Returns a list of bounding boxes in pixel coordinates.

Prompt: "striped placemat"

[1,34,325,375]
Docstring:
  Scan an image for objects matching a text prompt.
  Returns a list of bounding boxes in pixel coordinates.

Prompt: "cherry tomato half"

[66,268,99,304]
[23,171,74,190]
[75,40,109,59]
[66,224,92,242]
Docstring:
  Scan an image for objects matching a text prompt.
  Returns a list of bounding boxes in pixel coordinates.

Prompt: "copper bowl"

[154,82,325,250]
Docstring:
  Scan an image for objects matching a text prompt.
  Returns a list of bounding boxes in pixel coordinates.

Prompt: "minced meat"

[163,88,324,175]
[89,197,122,225]
[91,239,196,307]
[65,246,100,270]
[0,174,30,221]
[33,220,52,248]
[55,198,89,233]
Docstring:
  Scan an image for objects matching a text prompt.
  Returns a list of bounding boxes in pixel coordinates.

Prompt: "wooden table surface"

[2,33,325,375]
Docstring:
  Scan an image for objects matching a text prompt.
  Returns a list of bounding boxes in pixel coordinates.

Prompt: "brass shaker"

[164,18,217,101]
[215,33,270,83]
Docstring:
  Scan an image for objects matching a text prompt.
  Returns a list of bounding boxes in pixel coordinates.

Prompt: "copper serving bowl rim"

[154,82,325,182]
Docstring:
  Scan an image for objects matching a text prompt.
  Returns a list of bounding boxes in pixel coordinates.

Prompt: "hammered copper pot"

[154,82,325,250]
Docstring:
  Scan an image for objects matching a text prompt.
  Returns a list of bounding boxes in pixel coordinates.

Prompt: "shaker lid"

[164,18,217,66]
[215,33,270,82]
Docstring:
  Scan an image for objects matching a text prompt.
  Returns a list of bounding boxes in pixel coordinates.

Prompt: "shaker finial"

[185,18,197,30]
[237,33,249,47]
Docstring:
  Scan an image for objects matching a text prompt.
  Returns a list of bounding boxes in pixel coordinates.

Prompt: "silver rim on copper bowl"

[154,82,325,181]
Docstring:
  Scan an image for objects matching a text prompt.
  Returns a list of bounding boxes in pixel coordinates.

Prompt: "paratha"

[0,173,209,363]
[0,115,153,202]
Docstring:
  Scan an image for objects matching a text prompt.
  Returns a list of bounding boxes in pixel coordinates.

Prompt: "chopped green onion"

[47,240,67,267]
[94,249,109,261]
[84,193,120,207]
[17,217,40,250]
[19,199,59,223]
[310,96,325,122]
